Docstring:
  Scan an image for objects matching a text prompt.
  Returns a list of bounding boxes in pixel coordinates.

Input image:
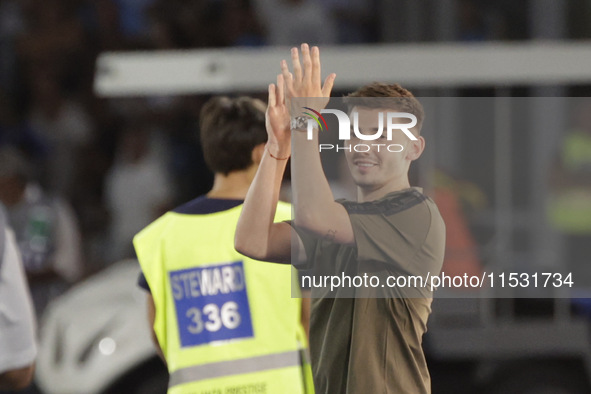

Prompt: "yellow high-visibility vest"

[134,201,313,393]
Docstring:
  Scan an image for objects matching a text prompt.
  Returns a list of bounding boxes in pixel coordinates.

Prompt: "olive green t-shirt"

[293,187,445,394]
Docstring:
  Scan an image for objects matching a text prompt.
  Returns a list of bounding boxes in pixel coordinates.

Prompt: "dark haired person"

[0,147,83,318]
[134,96,312,394]
[236,44,445,393]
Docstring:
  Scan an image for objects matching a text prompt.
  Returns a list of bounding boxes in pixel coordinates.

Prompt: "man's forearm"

[279,44,352,243]
[235,145,290,262]
[292,131,334,222]
[291,131,353,243]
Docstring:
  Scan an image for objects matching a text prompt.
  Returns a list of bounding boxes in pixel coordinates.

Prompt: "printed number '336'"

[186,301,241,335]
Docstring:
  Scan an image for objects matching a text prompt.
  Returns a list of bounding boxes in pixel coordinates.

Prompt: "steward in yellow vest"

[134,96,313,394]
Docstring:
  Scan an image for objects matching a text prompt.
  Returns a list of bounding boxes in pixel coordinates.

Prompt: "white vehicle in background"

[35,259,168,394]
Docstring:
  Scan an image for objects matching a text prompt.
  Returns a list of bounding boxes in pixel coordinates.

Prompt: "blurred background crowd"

[2,0,590,285]
[1,0,591,338]
[0,0,536,306]
[2,1,591,393]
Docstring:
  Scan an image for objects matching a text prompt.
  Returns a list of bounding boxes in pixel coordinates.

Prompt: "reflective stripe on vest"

[169,350,300,388]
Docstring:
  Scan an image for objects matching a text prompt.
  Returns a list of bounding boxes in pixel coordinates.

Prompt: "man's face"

[344,106,423,193]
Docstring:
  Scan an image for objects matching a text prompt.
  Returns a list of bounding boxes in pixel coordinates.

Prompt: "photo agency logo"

[302,107,328,132]
[299,107,418,152]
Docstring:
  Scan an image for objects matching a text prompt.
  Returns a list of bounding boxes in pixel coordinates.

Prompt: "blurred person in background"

[145,0,215,48]
[457,0,490,41]
[320,0,375,44]
[0,0,26,96]
[151,97,214,204]
[433,169,485,281]
[87,0,127,51]
[253,0,336,46]
[113,0,157,46]
[0,147,83,318]
[221,0,266,47]
[548,99,591,291]
[134,96,313,393]
[0,91,46,161]
[17,0,87,90]
[105,120,172,263]
[27,69,93,199]
[0,203,37,392]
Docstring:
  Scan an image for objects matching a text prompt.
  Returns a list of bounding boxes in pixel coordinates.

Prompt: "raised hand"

[281,43,336,113]
[266,74,291,159]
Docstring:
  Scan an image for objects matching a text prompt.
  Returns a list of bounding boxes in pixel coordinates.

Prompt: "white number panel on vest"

[169,261,254,347]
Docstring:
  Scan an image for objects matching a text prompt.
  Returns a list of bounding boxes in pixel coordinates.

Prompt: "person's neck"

[357,177,411,202]
[207,167,255,200]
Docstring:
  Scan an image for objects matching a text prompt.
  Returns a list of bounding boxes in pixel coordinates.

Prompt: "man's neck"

[207,167,256,200]
[357,178,411,202]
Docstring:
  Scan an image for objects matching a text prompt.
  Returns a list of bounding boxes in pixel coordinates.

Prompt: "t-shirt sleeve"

[286,221,320,271]
[133,216,168,302]
[0,228,37,373]
[137,272,151,293]
[338,193,435,276]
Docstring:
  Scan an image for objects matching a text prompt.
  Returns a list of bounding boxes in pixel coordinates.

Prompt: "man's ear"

[406,136,425,161]
[251,143,266,165]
